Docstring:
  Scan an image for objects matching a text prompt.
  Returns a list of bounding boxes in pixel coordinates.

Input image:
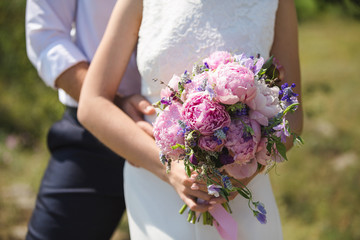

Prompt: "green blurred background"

[1,0,360,239]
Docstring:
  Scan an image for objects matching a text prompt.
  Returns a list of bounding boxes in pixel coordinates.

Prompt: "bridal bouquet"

[153,51,302,227]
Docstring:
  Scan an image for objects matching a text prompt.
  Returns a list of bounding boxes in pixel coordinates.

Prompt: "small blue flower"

[214,128,227,140]
[160,97,172,106]
[181,70,192,84]
[281,83,289,89]
[254,211,267,224]
[255,202,267,215]
[235,106,248,116]
[221,175,233,190]
[204,62,209,69]
[280,82,299,107]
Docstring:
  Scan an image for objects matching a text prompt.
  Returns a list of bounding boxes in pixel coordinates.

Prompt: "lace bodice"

[137,0,278,107]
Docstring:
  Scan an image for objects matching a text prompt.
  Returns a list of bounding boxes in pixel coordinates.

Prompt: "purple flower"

[219,152,235,165]
[255,211,267,224]
[280,83,299,108]
[181,70,192,84]
[236,106,248,116]
[221,175,233,190]
[189,154,198,165]
[234,53,265,75]
[204,62,209,69]
[256,202,267,215]
[181,92,231,135]
[273,118,290,143]
[207,184,222,197]
[160,97,172,106]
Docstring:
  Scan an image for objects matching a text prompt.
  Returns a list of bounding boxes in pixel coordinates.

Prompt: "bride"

[78,0,303,239]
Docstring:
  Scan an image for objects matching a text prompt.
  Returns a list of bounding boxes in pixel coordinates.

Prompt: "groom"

[25,0,153,239]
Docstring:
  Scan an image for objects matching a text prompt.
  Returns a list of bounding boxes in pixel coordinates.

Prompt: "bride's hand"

[190,165,265,206]
[167,161,215,213]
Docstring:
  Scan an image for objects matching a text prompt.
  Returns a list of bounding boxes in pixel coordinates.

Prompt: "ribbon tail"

[209,204,238,240]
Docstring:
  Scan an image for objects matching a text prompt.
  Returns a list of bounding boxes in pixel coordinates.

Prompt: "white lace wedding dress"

[124,0,283,239]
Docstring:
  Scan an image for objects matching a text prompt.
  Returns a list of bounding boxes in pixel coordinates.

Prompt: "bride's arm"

[77,0,215,212]
[271,0,303,150]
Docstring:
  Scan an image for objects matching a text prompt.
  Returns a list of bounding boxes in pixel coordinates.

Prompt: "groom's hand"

[115,94,155,137]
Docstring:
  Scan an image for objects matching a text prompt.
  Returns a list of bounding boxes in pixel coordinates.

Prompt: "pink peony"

[153,102,185,160]
[210,62,257,105]
[203,51,234,70]
[221,158,258,179]
[198,135,223,152]
[248,80,282,126]
[183,72,209,96]
[255,138,272,165]
[224,117,261,164]
[181,92,231,135]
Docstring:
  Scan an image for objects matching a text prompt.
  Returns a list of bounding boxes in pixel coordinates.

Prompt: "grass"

[0,15,359,240]
[270,15,360,240]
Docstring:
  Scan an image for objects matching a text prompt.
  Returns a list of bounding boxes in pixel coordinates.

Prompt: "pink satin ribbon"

[209,204,238,240]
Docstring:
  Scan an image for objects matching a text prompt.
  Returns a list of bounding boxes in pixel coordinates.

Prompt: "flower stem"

[187,210,195,222]
[179,204,188,214]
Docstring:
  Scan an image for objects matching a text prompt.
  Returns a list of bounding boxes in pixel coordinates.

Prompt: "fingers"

[190,182,207,192]
[136,121,154,137]
[129,94,156,115]
[182,196,210,213]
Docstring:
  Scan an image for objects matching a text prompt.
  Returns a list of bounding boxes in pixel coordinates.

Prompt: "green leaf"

[219,189,229,202]
[293,135,305,146]
[262,56,274,70]
[178,82,185,94]
[266,141,273,154]
[171,144,185,150]
[237,189,250,199]
[185,164,191,177]
[275,141,288,161]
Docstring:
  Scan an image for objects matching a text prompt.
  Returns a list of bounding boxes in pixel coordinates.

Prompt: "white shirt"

[25,0,141,107]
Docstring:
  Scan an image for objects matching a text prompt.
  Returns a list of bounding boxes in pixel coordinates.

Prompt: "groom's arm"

[56,63,155,136]
[25,0,155,133]
[25,0,87,94]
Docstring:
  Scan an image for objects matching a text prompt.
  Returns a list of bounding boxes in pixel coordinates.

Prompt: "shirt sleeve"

[25,0,88,88]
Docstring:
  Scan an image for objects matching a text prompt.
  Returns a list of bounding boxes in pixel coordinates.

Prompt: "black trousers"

[26,108,126,240]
